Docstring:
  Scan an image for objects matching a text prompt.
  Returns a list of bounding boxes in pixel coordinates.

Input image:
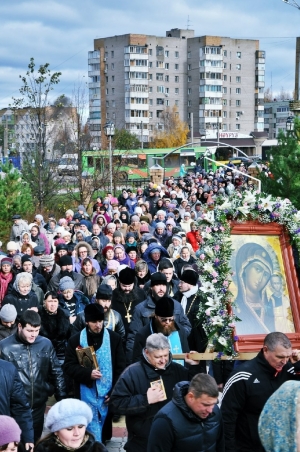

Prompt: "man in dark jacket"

[48,255,87,295]
[37,254,61,284]
[142,258,179,298]
[0,359,34,448]
[63,303,126,442]
[147,374,224,452]
[221,332,300,452]
[21,255,48,293]
[0,310,66,442]
[110,333,201,452]
[126,272,191,364]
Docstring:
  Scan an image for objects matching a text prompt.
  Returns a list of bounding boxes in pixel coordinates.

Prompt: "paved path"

[105,418,127,452]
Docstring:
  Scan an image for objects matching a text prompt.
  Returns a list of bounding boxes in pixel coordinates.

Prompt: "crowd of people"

[0,164,299,452]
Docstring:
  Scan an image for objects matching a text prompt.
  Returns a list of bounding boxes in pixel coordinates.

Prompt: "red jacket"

[186,230,201,252]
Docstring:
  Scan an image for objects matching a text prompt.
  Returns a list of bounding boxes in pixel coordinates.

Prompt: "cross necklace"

[124,302,132,323]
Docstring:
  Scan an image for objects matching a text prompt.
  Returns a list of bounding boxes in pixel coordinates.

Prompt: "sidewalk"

[105,417,127,452]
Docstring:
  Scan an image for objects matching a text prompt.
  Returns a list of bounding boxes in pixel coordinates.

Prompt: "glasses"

[79,251,88,255]
[157,316,174,323]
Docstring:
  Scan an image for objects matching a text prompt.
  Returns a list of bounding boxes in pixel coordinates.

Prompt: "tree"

[113,128,140,150]
[0,162,34,241]
[152,106,189,148]
[11,58,63,210]
[264,87,273,103]
[260,117,300,208]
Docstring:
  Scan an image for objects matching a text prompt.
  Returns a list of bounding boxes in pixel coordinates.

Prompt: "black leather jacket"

[0,332,66,409]
[72,309,126,342]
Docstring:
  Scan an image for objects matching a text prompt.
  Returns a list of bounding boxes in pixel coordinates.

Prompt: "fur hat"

[96,284,113,300]
[118,267,135,285]
[6,241,18,251]
[150,272,167,287]
[59,255,73,266]
[59,276,75,292]
[181,269,199,286]
[0,416,21,446]
[84,303,104,322]
[45,399,92,433]
[155,297,174,317]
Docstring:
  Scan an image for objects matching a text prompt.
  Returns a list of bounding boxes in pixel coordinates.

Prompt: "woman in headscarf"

[234,242,274,335]
[2,272,39,321]
[19,231,36,250]
[80,257,101,301]
[114,245,135,269]
[95,214,107,231]
[99,245,115,273]
[28,224,50,255]
[0,257,15,306]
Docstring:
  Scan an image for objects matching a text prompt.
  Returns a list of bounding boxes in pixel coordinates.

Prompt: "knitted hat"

[59,255,73,266]
[96,284,113,300]
[107,223,116,231]
[166,219,176,226]
[79,220,89,228]
[131,215,140,223]
[102,244,114,256]
[106,260,120,270]
[119,267,135,285]
[1,257,13,267]
[156,222,166,230]
[150,248,161,254]
[181,269,199,286]
[183,212,191,217]
[84,303,104,322]
[6,241,19,251]
[21,255,32,264]
[151,272,167,287]
[39,255,55,267]
[140,215,150,224]
[155,297,174,317]
[140,224,150,233]
[0,416,21,446]
[78,205,86,212]
[156,210,166,216]
[59,276,75,292]
[113,231,122,238]
[126,232,136,239]
[0,304,17,322]
[45,399,93,433]
[134,207,142,215]
[33,246,45,256]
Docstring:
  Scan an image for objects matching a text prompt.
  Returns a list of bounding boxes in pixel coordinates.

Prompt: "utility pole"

[190,112,194,146]
[4,115,8,157]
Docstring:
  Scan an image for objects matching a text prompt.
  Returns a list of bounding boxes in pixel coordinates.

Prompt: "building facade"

[88,29,265,149]
[264,100,293,138]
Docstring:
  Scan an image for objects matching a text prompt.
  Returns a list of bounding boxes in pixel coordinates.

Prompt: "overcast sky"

[1,0,299,109]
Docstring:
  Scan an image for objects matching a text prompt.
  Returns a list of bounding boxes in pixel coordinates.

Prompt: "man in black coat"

[64,303,126,442]
[0,359,34,448]
[110,333,201,452]
[21,255,48,293]
[48,255,87,295]
[147,374,224,452]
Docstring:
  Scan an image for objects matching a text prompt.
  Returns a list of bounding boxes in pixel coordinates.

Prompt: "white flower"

[204,247,214,258]
[237,205,250,216]
[200,281,216,294]
[201,231,212,240]
[218,336,227,346]
[205,294,222,309]
[280,198,291,211]
[294,211,300,222]
[201,211,215,224]
[218,200,232,211]
[242,191,256,205]
[211,316,224,326]
[203,263,214,274]
[259,195,275,212]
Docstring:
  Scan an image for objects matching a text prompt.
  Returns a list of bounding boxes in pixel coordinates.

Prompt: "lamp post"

[286,116,295,134]
[103,121,115,193]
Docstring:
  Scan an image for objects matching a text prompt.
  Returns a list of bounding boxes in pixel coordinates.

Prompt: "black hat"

[59,255,73,266]
[12,214,21,220]
[21,255,32,264]
[150,272,167,287]
[181,269,199,286]
[118,267,135,285]
[33,246,45,256]
[96,284,113,300]
[155,297,174,317]
[125,246,138,254]
[73,212,82,220]
[56,243,68,252]
[84,304,104,322]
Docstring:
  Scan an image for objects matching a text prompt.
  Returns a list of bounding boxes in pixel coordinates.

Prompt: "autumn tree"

[152,106,189,148]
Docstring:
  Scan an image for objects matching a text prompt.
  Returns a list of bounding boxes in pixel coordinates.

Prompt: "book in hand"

[150,378,167,401]
[76,345,99,371]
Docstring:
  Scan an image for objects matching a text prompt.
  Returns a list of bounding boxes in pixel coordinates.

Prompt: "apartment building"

[88,29,265,148]
[264,100,293,138]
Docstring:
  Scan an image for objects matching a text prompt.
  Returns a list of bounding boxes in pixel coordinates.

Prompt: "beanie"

[0,416,21,446]
[126,246,138,254]
[134,207,142,215]
[0,304,17,322]
[84,303,104,322]
[140,224,149,233]
[1,257,13,267]
[21,255,32,265]
[155,297,174,317]
[59,255,73,266]
[181,269,199,286]
[102,244,114,256]
[119,267,135,285]
[45,399,92,433]
[156,222,166,229]
[96,284,113,300]
[39,255,55,267]
[150,272,167,287]
[6,241,18,251]
[106,260,120,270]
[131,215,139,223]
[113,231,122,238]
[59,276,75,292]
[79,220,89,228]
[140,216,150,224]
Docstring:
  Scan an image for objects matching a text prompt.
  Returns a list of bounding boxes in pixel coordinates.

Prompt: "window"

[112,100,115,107]
[149,86,153,93]
[112,88,115,94]
[223,50,227,57]
[175,100,179,106]
[157,98,164,105]
[156,61,164,68]
[106,88,109,95]
[236,88,241,94]
[188,51,191,58]
[165,87,169,94]
[165,63,169,70]
[175,63,179,70]
[223,87,227,94]
[157,86,164,93]
[165,100,169,106]
[156,47,163,56]
[175,51,179,58]
[188,88,191,94]
[175,76,179,82]
[223,75,227,81]
[223,111,227,118]
[165,50,169,57]
[111,51,114,58]
[165,75,169,82]
[236,124,240,130]
[149,74,153,81]
[149,99,153,106]
[237,51,241,59]
[148,49,152,56]
[188,64,191,70]
[222,123,227,131]
[236,64,241,70]
[106,101,109,107]
[236,76,241,83]
[111,63,114,70]
[149,62,152,68]
[106,76,109,83]
[156,73,164,81]
[188,76,191,82]
[188,100,191,106]
[149,112,153,118]
[175,88,179,94]
[156,110,163,118]
[223,62,227,69]
[236,100,241,106]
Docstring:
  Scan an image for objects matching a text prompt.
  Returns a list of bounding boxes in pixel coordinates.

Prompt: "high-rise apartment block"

[88,29,265,148]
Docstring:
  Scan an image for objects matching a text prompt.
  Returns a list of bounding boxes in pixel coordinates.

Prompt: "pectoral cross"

[125,312,132,323]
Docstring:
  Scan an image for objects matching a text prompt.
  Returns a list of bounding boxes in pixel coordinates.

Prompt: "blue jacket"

[143,242,170,274]
[58,290,90,316]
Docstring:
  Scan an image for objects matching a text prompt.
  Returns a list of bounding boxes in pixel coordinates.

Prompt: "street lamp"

[286,116,295,133]
[103,121,115,193]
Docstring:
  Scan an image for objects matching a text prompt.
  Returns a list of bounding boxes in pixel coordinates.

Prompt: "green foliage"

[113,128,140,150]
[0,162,34,242]
[260,129,300,208]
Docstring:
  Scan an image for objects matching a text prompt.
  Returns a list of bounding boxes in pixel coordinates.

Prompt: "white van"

[57,154,78,176]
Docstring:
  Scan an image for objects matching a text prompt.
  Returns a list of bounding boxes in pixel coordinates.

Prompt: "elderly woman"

[2,272,39,321]
[134,260,151,289]
[114,244,135,269]
[35,399,107,452]
[39,291,71,363]
[101,275,117,291]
